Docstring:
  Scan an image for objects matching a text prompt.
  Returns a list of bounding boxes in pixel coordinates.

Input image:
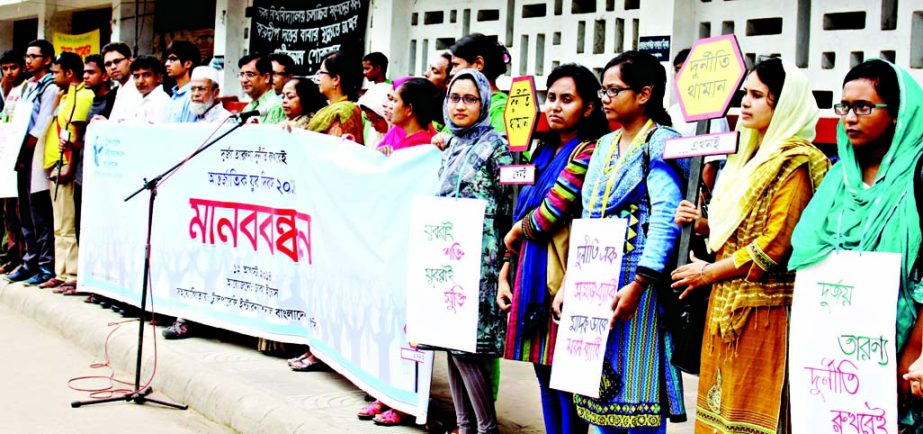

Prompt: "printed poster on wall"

[405,196,485,353]
[52,30,101,59]
[79,122,441,421]
[789,250,900,434]
[249,0,369,75]
[549,218,627,398]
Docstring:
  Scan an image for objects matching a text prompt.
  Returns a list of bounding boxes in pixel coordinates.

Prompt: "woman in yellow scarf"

[670,58,829,433]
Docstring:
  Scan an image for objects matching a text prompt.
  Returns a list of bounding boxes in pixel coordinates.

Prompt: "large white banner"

[790,250,900,434]
[405,196,485,353]
[550,218,626,398]
[79,122,440,420]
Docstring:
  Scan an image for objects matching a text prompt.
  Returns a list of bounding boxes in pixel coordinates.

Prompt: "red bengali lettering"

[187,198,313,264]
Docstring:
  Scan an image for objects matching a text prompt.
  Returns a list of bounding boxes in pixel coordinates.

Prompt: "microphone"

[234,109,264,122]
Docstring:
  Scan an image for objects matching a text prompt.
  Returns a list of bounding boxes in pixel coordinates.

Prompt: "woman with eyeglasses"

[496,63,607,434]
[670,58,829,433]
[281,78,327,130]
[307,50,365,144]
[790,59,923,432]
[564,51,688,434]
[434,68,513,434]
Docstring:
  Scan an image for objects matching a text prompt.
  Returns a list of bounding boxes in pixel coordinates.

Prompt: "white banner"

[405,196,485,353]
[550,218,626,398]
[790,250,900,434]
[0,101,33,198]
[79,122,440,421]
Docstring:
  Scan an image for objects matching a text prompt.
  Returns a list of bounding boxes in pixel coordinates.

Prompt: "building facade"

[2,0,921,107]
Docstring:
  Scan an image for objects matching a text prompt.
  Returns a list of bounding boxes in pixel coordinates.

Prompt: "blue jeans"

[534,364,588,434]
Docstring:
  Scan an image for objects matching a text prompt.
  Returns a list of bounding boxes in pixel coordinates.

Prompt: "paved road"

[0,303,235,434]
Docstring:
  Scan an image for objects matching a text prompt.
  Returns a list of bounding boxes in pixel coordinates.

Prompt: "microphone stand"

[71,116,250,409]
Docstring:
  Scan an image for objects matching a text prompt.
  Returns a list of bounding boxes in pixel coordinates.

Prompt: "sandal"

[373,409,408,426]
[60,285,82,295]
[287,352,311,367]
[290,357,324,372]
[357,400,387,420]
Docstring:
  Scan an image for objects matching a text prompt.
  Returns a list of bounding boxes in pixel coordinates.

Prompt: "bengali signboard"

[52,30,100,59]
[249,0,369,75]
[549,218,626,398]
[790,250,899,434]
[503,76,539,152]
[638,35,671,62]
[673,34,746,122]
[662,131,739,160]
[405,196,485,353]
[79,122,440,421]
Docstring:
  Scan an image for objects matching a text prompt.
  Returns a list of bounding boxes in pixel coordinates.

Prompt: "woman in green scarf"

[789,59,923,429]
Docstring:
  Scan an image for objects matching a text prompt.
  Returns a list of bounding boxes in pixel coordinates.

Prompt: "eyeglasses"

[833,102,889,116]
[448,94,480,106]
[312,70,331,84]
[238,71,259,79]
[597,87,632,99]
[24,54,44,61]
[104,57,127,67]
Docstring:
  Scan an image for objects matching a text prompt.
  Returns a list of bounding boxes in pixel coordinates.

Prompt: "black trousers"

[16,150,55,273]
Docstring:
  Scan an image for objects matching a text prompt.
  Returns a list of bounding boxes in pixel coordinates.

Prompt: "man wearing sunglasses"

[6,39,57,286]
[101,42,140,123]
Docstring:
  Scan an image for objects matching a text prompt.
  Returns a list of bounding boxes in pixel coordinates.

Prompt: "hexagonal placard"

[674,34,746,123]
[503,76,539,152]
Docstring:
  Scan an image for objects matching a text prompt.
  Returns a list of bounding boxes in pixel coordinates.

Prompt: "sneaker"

[6,266,37,282]
[162,319,191,339]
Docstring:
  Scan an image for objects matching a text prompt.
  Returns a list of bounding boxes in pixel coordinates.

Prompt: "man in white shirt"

[123,56,170,124]
[101,42,140,123]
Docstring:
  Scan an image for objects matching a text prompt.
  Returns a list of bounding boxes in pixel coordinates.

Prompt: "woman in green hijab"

[789,59,923,429]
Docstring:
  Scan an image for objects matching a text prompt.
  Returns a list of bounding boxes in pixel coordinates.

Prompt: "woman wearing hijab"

[790,59,923,431]
[358,82,392,147]
[671,58,830,433]
[436,68,513,434]
[497,63,608,434]
[568,51,688,434]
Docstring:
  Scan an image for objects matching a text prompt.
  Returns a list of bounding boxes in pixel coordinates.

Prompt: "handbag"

[639,127,709,375]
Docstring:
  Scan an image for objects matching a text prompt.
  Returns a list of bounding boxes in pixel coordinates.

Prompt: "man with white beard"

[187,66,229,123]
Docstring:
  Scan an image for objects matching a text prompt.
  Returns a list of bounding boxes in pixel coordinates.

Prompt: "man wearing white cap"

[185,66,229,123]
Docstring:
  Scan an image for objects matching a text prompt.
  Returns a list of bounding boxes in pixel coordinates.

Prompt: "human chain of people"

[1,24,922,434]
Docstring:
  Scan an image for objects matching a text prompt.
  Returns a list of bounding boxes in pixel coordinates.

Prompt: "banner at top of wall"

[53,30,100,59]
[249,0,370,76]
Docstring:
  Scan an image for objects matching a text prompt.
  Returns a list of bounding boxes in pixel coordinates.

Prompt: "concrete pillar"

[214,0,246,98]
[639,0,697,105]
[366,0,411,81]
[111,0,154,55]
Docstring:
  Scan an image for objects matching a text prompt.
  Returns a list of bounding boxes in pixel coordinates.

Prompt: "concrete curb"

[0,280,362,434]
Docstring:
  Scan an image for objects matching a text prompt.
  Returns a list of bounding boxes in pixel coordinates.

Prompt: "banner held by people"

[79,122,441,421]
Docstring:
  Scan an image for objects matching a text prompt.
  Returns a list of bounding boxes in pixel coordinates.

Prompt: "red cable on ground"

[67,117,234,399]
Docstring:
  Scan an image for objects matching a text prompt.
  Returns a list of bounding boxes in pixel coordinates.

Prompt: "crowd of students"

[2,31,923,434]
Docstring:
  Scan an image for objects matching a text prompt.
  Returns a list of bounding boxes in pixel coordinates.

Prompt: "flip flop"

[290,358,324,372]
[357,400,388,420]
[373,409,408,426]
[287,352,311,367]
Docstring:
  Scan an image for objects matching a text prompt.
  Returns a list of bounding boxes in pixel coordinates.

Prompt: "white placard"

[790,250,900,434]
[405,195,486,353]
[549,217,627,398]
[662,131,738,160]
[499,164,536,185]
[0,101,34,197]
